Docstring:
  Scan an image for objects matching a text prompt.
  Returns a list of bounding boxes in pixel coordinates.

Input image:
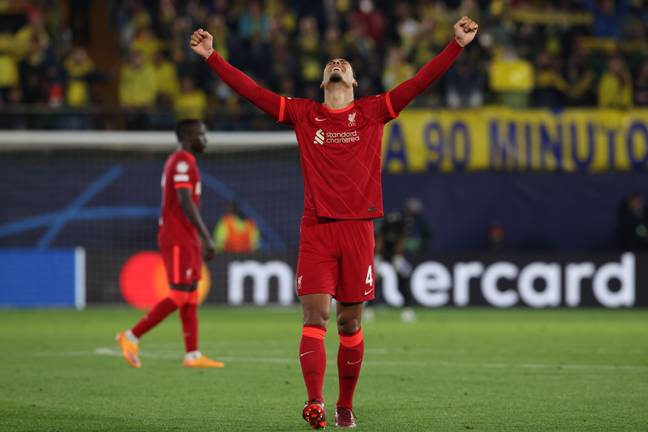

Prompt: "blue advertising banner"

[0,249,85,308]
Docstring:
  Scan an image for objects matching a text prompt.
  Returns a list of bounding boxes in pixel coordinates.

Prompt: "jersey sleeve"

[278,97,314,125]
[205,51,282,120]
[359,93,399,124]
[388,40,463,113]
[170,156,196,190]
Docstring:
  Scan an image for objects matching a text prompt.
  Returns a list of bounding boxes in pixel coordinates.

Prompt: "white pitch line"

[29,348,641,371]
[96,347,296,364]
[23,348,648,372]
[95,347,178,360]
[482,362,648,371]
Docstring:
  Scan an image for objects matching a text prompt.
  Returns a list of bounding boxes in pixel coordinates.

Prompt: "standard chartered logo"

[313,129,360,145]
[313,129,325,145]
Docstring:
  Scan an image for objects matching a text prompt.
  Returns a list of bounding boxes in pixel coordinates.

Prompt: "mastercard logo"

[120,251,211,309]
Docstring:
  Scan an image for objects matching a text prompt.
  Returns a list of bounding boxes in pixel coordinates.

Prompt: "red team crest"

[347,111,357,127]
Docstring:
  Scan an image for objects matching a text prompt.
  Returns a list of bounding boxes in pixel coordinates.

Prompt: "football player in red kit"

[191,16,477,428]
[116,119,224,369]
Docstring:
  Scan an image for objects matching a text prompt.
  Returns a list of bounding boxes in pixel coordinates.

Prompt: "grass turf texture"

[0,307,646,431]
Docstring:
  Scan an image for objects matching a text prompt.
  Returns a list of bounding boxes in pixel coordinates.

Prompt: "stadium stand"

[0,0,646,129]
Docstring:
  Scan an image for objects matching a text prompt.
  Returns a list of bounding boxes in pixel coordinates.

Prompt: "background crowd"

[0,0,646,129]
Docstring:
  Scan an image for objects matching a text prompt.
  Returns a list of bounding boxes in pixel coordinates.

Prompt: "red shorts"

[296,215,375,303]
[159,237,202,286]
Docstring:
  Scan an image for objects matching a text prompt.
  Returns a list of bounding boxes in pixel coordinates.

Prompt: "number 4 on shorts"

[365,265,373,286]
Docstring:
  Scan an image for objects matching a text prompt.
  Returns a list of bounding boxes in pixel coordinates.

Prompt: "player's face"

[321,58,357,89]
[189,123,208,153]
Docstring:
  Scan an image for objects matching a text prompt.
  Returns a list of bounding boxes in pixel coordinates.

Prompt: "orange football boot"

[116,331,141,368]
[183,354,224,368]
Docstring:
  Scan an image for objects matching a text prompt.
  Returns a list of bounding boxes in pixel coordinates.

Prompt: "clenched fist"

[190,29,214,59]
[454,16,479,47]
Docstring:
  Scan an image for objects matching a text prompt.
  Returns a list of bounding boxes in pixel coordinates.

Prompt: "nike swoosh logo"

[346,359,362,365]
[364,288,374,296]
[315,117,327,122]
[300,351,315,357]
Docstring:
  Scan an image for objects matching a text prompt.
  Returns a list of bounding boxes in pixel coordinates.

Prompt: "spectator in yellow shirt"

[131,26,162,63]
[598,55,633,109]
[119,50,157,128]
[119,50,156,108]
[152,50,179,103]
[382,46,414,91]
[489,46,534,108]
[13,15,50,60]
[271,0,297,35]
[64,47,94,107]
[0,52,19,101]
[174,76,207,121]
[297,16,321,86]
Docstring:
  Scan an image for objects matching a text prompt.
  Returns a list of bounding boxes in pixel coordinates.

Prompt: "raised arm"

[190,29,282,119]
[389,16,478,113]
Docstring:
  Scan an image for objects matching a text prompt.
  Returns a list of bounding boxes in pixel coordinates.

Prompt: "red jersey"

[279,95,397,220]
[158,149,201,245]
[205,39,463,220]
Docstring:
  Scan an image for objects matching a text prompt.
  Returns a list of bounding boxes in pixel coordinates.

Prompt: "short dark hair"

[175,119,202,142]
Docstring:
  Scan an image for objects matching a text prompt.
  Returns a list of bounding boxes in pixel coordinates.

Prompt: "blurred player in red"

[116,119,224,369]
[191,16,478,428]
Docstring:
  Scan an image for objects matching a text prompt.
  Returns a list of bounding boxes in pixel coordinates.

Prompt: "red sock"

[299,325,327,403]
[337,328,364,410]
[179,303,198,353]
[131,297,178,338]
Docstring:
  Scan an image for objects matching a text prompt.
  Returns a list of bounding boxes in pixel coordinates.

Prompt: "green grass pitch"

[1,307,646,431]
